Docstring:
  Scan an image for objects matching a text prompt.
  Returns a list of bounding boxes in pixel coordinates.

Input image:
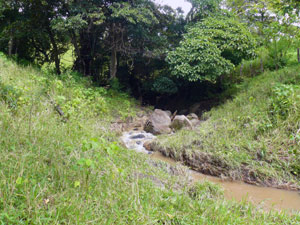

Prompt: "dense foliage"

[0,0,184,80]
[0,0,260,103]
[1,0,298,103]
[167,16,256,82]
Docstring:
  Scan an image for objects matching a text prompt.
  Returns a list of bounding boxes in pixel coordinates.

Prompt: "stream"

[121,130,300,212]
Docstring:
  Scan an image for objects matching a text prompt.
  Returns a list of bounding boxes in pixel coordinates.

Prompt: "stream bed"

[121,130,300,212]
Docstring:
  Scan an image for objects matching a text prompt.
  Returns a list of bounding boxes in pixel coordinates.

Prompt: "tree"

[167,16,256,82]
[226,0,275,40]
[107,1,159,79]
[0,0,69,74]
[186,0,222,22]
[263,13,299,69]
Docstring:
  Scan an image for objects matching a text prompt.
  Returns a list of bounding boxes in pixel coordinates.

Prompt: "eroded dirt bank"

[149,142,300,191]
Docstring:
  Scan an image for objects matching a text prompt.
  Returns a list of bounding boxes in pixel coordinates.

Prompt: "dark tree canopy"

[0,0,263,102]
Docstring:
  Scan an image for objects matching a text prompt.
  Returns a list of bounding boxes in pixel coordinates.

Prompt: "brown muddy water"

[121,131,300,212]
[151,152,300,212]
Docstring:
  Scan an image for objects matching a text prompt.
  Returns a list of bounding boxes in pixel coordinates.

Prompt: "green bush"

[0,79,22,110]
[269,84,299,120]
[167,15,256,82]
[265,39,290,70]
[109,77,124,91]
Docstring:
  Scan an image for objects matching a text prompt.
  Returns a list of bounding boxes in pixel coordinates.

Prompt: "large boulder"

[187,113,199,120]
[171,115,193,131]
[144,109,172,135]
[187,113,200,127]
[190,119,201,127]
[164,110,172,117]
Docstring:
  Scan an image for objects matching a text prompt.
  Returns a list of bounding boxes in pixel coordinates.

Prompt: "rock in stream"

[121,131,156,154]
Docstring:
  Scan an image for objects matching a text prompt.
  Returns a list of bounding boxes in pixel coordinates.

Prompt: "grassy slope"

[0,54,299,224]
[154,65,300,190]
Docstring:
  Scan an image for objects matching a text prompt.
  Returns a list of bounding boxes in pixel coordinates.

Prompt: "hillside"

[1,54,300,223]
[153,65,300,190]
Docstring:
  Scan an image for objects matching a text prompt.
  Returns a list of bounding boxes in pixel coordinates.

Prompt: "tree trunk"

[47,27,61,75]
[274,40,279,70]
[297,48,300,63]
[77,31,92,76]
[136,83,143,104]
[71,31,81,69]
[260,58,264,73]
[8,37,13,56]
[110,46,117,79]
[8,25,13,56]
[240,64,244,76]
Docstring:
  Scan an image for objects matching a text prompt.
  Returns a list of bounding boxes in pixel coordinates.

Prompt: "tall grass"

[0,53,299,224]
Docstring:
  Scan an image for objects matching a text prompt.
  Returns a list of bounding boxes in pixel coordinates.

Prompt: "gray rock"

[144,109,172,135]
[130,134,145,139]
[187,113,199,120]
[187,113,200,126]
[171,115,193,131]
[190,119,201,127]
[165,110,172,117]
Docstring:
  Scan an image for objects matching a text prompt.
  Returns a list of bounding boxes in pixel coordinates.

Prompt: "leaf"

[16,177,23,185]
[85,159,93,167]
[77,158,86,166]
[74,181,81,188]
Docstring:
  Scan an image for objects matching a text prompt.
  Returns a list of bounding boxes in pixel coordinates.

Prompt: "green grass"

[0,53,300,224]
[226,47,299,87]
[154,65,300,190]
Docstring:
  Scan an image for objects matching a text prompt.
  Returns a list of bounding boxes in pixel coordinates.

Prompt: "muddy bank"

[149,142,300,191]
[151,152,300,212]
[121,129,300,212]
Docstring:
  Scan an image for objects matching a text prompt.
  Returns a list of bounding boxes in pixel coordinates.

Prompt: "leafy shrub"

[265,39,290,70]
[228,48,269,82]
[0,79,22,110]
[110,78,124,91]
[53,85,109,119]
[269,84,298,120]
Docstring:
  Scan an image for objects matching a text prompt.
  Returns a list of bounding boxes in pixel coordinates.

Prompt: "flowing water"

[121,130,300,212]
